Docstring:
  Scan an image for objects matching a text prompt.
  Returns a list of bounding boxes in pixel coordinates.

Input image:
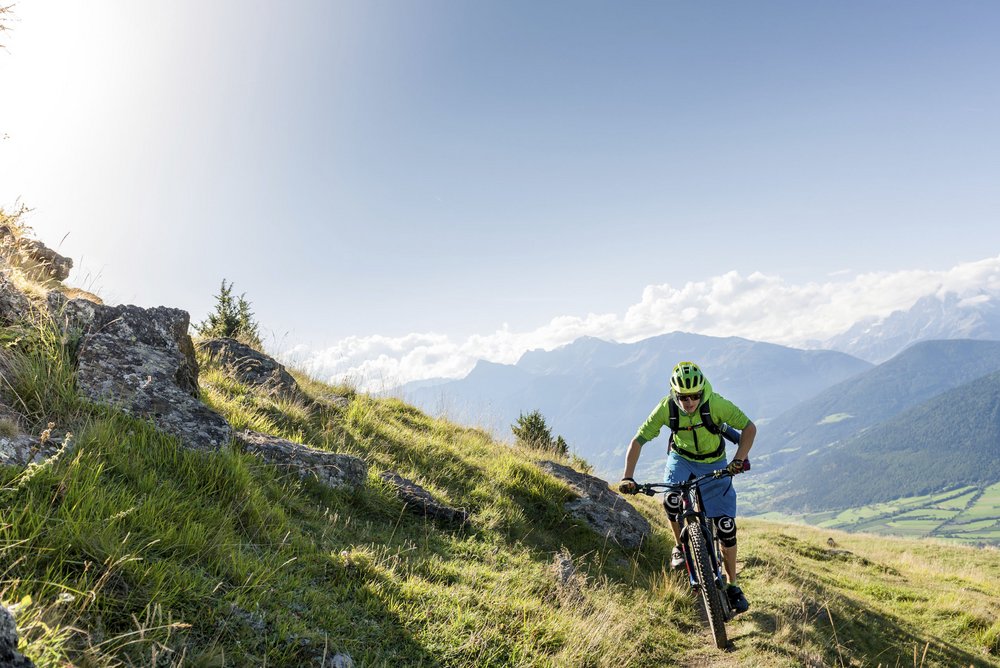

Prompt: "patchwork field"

[748,481,1000,545]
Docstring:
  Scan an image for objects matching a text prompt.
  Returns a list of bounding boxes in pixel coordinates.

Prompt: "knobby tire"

[688,522,728,650]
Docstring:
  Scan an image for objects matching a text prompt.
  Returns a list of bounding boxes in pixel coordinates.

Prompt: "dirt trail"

[677,590,750,668]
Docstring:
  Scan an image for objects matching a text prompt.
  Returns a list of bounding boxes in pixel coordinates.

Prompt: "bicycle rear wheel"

[688,521,728,649]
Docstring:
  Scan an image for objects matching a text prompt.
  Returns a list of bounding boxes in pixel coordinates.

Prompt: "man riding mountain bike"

[619,361,756,614]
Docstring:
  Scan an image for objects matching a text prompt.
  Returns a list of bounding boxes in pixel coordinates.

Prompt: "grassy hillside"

[706,522,1000,667]
[1,309,998,665]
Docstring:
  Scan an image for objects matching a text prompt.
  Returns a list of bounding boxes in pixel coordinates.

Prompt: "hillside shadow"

[324,564,445,667]
[732,595,988,667]
[728,550,991,667]
[282,485,474,666]
[344,415,498,504]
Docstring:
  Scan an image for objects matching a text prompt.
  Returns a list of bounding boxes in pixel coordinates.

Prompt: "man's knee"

[715,516,737,547]
[663,491,682,522]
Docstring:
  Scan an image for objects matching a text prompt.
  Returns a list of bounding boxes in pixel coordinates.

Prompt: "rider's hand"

[618,477,638,494]
[726,458,746,476]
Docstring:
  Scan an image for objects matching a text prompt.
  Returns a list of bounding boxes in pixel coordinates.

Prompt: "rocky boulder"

[550,547,585,604]
[49,294,232,452]
[315,393,350,409]
[538,461,650,549]
[378,472,469,526]
[0,604,35,668]
[17,238,73,282]
[0,224,73,282]
[0,400,21,431]
[0,431,67,468]
[198,337,303,399]
[0,269,31,326]
[236,430,367,490]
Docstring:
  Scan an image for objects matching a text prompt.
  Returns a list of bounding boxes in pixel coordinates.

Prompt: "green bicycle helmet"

[670,361,705,395]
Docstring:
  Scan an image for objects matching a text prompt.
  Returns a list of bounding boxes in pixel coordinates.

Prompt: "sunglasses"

[676,393,702,402]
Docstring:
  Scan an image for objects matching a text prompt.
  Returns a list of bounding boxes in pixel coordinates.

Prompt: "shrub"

[194,279,262,349]
[511,410,569,456]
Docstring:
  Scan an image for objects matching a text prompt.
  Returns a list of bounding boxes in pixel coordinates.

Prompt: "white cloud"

[278,255,1000,391]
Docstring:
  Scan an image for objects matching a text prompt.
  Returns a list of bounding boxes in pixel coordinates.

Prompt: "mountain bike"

[635,462,749,650]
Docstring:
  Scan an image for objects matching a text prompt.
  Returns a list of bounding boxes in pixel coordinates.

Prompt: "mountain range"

[405,332,871,481]
[759,369,1000,512]
[751,339,1000,468]
[751,340,1000,512]
[820,291,1000,362]
[404,291,1000,526]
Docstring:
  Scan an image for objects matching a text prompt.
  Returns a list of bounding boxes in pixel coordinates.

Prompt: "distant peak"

[471,359,510,371]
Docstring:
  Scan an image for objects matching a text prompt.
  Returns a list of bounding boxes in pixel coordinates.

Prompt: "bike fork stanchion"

[678,522,698,586]
[703,519,736,621]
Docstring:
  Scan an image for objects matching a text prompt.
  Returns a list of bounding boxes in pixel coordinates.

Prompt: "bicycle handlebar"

[632,461,750,496]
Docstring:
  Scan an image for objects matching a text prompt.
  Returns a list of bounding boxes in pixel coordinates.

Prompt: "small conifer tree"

[512,410,557,452]
[512,410,551,449]
[235,292,262,345]
[195,279,263,349]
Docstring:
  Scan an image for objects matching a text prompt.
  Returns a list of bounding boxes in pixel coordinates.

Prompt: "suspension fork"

[694,484,729,591]
[677,507,702,587]
[678,495,727,591]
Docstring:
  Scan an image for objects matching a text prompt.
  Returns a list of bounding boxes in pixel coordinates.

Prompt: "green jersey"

[634,380,750,463]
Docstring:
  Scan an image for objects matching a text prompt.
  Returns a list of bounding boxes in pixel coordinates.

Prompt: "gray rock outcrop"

[17,238,73,282]
[1,224,73,282]
[552,548,578,589]
[0,432,67,468]
[315,393,350,409]
[198,337,303,399]
[378,472,469,526]
[49,294,232,451]
[550,547,585,604]
[0,395,70,471]
[0,269,31,326]
[0,398,22,430]
[0,604,35,668]
[236,430,367,490]
[324,653,355,668]
[538,460,650,549]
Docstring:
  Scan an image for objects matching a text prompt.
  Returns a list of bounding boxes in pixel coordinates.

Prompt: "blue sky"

[2,1,999,388]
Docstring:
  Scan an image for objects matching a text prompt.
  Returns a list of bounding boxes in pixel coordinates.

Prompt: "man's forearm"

[622,438,643,478]
[734,421,756,461]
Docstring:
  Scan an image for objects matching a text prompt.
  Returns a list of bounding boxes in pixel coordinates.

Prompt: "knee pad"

[714,516,737,547]
[663,492,682,522]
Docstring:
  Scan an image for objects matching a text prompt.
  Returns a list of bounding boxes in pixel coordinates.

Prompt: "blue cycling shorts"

[663,452,737,519]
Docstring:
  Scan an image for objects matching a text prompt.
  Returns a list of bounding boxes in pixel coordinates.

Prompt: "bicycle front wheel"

[688,521,728,649]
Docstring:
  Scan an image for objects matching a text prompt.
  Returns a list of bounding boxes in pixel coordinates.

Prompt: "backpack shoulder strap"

[667,401,722,434]
[700,399,721,434]
[669,398,719,433]
[666,396,727,460]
